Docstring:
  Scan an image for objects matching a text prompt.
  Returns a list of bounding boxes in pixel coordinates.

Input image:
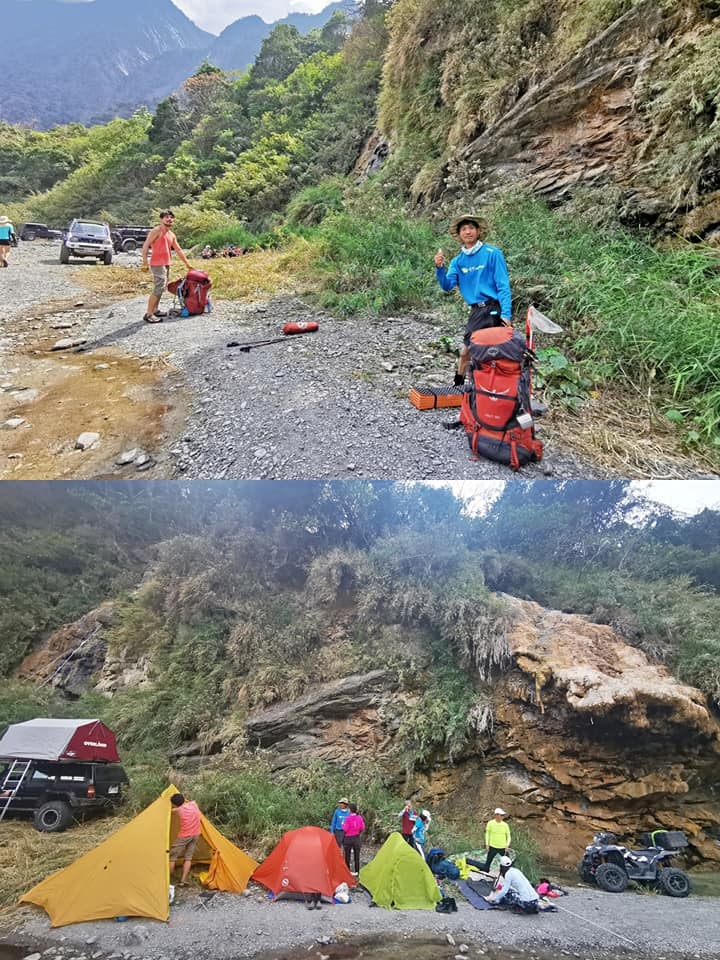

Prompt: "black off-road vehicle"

[0,718,129,833]
[578,830,691,897]
[0,758,129,832]
[111,225,152,253]
[20,222,63,241]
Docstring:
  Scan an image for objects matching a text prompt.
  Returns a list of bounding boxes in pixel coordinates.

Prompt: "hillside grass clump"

[491,195,720,446]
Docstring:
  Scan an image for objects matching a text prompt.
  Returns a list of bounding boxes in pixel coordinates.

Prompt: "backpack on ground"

[459,326,543,470]
[167,269,212,316]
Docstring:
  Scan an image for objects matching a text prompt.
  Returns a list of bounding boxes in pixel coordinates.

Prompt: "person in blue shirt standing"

[329,796,351,847]
[434,214,512,383]
[0,217,16,268]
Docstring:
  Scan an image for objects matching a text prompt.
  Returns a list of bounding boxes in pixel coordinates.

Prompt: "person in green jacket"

[484,807,511,872]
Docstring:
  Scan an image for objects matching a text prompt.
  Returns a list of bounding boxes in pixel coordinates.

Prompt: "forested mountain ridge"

[2,481,719,865]
[3,0,350,128]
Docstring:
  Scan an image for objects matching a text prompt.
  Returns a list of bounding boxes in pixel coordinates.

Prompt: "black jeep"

[20,222,63,241]
[111,226,152,253]
[0,758,129,832]
[578,830,691,897]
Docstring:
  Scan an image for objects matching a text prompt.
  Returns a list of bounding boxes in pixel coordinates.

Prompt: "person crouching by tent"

[413,810,431,860]
[486,856,539,914]
[330,797,350,847]
[169,792,201,886]
[342,803,365,875]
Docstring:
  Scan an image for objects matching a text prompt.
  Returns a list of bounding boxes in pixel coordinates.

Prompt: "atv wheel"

[658,867,691,898]
[34,800,74,833]
[595,862,628,893]
[577,859,595,883]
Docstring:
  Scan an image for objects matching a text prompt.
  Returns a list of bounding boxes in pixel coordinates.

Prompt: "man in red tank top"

[169,792,202,885]
[141,210,191,323]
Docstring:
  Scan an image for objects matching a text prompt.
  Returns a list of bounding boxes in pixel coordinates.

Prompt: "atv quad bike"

[578,830,691,897]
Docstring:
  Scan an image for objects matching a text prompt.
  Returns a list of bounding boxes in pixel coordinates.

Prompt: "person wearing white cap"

[329,797,351,847]
[485,855,539,913]
[484,807,511,872]
[0,216,16,268]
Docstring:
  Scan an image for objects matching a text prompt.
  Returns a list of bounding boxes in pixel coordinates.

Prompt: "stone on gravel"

[75,432,100,450]
[116,449,139,465]
[23,954,42,960]
[51,337,87,351]
[3,417,26,429]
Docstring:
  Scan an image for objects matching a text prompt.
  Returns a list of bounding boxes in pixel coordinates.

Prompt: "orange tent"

[252,826,356,899]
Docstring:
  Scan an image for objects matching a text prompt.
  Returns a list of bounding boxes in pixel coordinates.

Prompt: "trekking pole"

[227,321,319,351]
[226,336,288,352]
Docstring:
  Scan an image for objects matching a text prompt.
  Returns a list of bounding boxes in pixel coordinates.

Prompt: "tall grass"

[492,196,720,441]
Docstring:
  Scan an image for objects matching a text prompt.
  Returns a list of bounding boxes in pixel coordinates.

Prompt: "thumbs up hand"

[434,248,445,268]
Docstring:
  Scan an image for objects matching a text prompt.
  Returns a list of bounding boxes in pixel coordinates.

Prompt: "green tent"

[358,832,442,910]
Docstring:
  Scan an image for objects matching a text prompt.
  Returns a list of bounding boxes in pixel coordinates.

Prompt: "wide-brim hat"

[338,797,349,804]
[0,216,10,225]
[449,213,485,238]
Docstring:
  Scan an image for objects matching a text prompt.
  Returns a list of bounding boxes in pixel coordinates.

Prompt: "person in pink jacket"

[342,803,365,875]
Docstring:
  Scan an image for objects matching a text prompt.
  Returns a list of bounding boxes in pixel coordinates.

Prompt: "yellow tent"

[20,785,258,926]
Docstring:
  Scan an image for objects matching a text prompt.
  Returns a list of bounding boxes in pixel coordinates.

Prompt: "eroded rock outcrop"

[17,603,115,697]
[425,595,720,865]
[443,0,720,239]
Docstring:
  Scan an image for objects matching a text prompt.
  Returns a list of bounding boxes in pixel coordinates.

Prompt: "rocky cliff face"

[18,592,720,866]
[379,0,720,240]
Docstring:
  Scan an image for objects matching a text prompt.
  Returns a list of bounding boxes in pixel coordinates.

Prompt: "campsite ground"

[2,879,720,960]
[2,240,716,480]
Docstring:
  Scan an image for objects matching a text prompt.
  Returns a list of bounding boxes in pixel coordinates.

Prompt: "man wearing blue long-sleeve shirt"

[434,214,512,380]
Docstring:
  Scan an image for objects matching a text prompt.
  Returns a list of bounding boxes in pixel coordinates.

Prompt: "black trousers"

[463,298,503,345]
[343,836,361,872]
[484,846,506,872]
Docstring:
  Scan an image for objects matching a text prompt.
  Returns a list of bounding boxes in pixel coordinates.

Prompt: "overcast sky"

[439,481,720,517]
[173,1,332,34]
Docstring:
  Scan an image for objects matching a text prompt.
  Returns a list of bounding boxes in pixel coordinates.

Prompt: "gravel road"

[1,240,609,480]
[5,882,719,960]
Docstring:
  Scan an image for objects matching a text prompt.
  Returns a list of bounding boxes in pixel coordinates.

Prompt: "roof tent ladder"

[0,759,33,823]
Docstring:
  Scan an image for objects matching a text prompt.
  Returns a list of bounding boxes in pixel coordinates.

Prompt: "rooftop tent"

[20,785,258,926]
[358,832,442,909]
[0,719,120,763]
[252,825,356,899]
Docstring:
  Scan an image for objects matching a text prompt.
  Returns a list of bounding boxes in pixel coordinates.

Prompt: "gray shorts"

[169,834,199,861]
[151,264,169,297]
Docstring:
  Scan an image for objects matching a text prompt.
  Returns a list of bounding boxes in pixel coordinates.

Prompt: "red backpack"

[167,269,212,316]
[459,326,543,470]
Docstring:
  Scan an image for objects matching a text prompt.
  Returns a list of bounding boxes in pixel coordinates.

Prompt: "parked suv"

[60,219,114,265]
[111,225,152,253]
[0,758,129,832]
[20,222,63,241]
